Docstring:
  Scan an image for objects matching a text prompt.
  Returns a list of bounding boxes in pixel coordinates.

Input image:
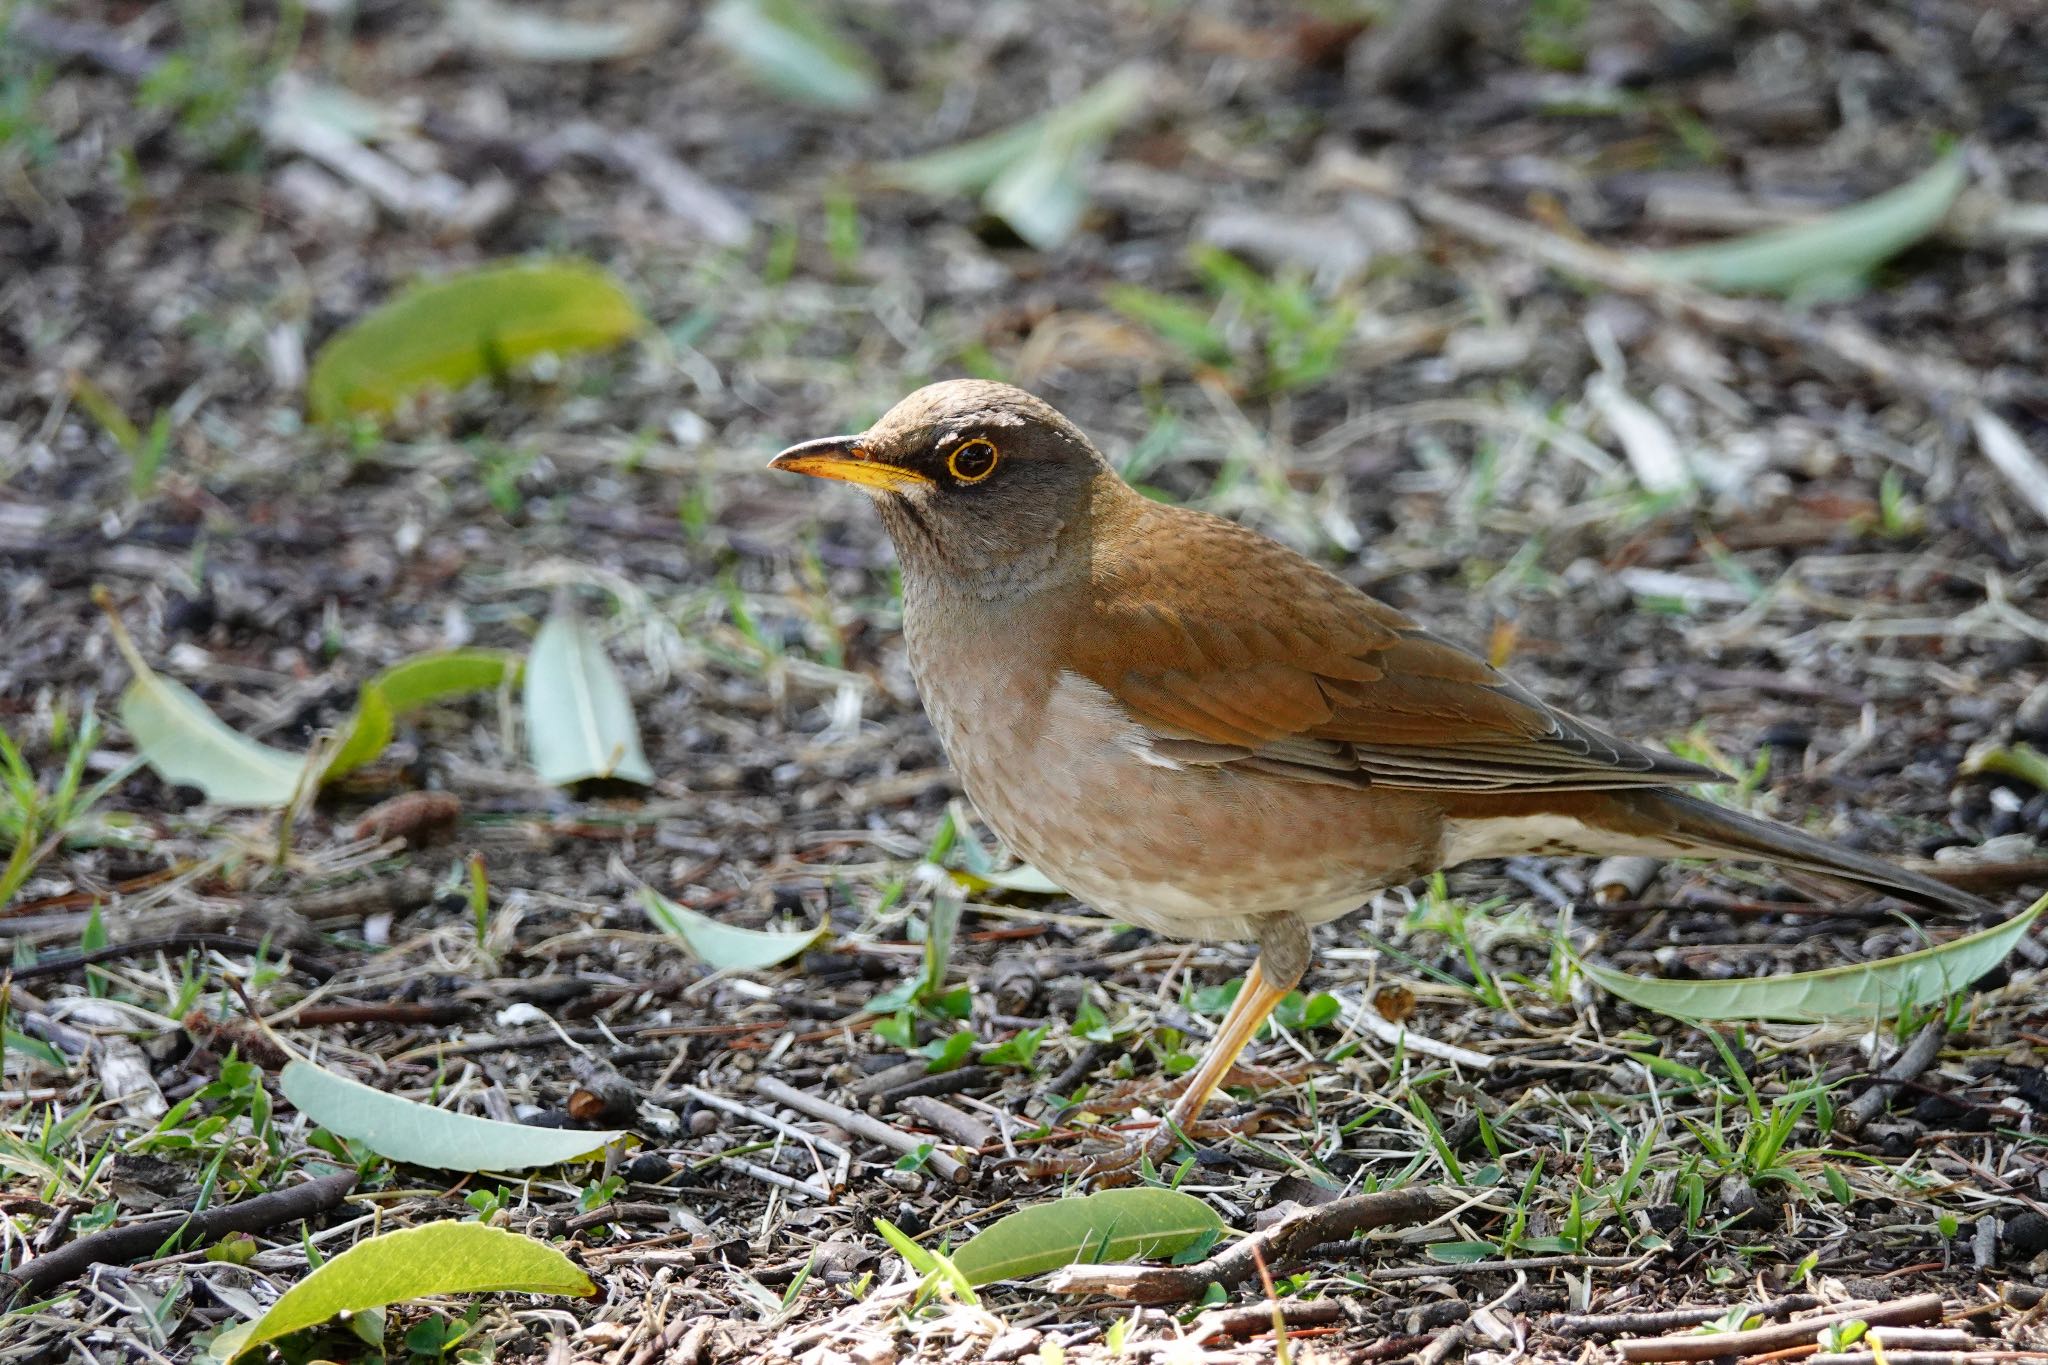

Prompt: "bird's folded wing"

[1070,512,1720,793]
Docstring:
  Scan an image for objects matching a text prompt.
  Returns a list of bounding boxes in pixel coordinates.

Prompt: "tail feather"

[1621,789,1991,917]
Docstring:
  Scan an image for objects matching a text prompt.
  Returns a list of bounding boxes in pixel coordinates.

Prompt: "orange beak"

[768,436,933,492]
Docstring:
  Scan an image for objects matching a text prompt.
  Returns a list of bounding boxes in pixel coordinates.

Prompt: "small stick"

[751,1075,967,1183]
[719,1157,831,1202]
[1554,1294,1824,1339]
[1191,1297,1353,1343]
[4,933,338,983]
[1043,1185,1461,1303]
[1618,1293,1944,1362]
[4,1169,358,1301]
[1804,1355,2048,1365]
[897,1094,996,1151]
[1839,1019,1949,1135]
[675,1083,851,1161]
[1374,1253,1640,1279]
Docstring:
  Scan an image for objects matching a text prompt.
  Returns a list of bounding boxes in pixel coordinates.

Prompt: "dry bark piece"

[353,790,463,846]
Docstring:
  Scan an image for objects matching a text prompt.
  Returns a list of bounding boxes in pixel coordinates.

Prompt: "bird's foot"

[1008,1108,1279,1183]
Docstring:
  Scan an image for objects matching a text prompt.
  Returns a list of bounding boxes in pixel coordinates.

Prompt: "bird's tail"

[1612,788,1991,917]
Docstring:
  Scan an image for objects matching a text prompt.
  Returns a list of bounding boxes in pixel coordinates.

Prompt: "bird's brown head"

[769,380,1117,590]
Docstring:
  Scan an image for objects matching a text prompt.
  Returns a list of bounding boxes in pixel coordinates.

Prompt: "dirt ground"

[4,1,2048,1361]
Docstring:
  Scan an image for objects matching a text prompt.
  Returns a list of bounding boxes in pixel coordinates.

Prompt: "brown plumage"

[771,379,1987,1174]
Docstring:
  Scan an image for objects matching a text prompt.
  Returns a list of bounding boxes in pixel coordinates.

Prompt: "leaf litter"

[2,0,2046,1362]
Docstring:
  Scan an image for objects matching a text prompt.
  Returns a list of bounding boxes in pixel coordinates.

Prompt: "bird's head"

[769,379,1117,590]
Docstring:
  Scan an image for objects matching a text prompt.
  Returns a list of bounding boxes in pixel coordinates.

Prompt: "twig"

[4,933,337,983]
[751,1075,967,1184]
[1618,1293,1944,1362]
[1803,1356,2048,1365]
[3,1169,358,1301]
[1041,1185,1461,1303]
[1839,1018,1949,1135]
[1340,1000,1498,1070]
[1373,1253,1640,1279]
[897,1094,995,1151]
[1553,1294,1823,1339]
[719,1158,831,1202]
[1191,1296,1356,1343]
[675,1083,852,1162]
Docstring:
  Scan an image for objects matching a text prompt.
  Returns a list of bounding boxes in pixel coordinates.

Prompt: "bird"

[770,378,1987,1174]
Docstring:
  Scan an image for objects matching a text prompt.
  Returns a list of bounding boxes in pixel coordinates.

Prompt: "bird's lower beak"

[768,436,933,492]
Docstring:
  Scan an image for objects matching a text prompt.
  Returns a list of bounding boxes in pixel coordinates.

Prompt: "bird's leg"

[1024,915,1309,1179]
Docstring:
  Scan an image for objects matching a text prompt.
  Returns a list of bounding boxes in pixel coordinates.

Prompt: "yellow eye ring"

[946,437,999,484]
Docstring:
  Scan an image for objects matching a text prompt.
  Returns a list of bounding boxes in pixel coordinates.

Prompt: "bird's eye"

[946,437,999,484]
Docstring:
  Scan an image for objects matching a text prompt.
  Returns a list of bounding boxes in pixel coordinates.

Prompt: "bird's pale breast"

[904,597,1447,942]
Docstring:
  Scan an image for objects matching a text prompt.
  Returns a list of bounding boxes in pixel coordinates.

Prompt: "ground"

[3,0,2048,1361]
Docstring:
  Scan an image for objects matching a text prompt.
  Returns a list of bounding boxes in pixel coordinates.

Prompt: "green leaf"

[949,1188,1225,1286]
[639,886,826,973]
[205,1221,596,1363]
[280,1059,628,1173]
[703,0,878,110]
[1426,1241,1500,1263]
[953,862,1065,896]
[1639,150,1967,297]
[523,595,653,787]
[326,649,518,780]
[308,259,645,424]
[880,66,1148,250]
[1960,740,2048,792]
[1579,893,2046,1022]
[449,0,667,63]
[872,1216,937,1275]
[98,592,307,808]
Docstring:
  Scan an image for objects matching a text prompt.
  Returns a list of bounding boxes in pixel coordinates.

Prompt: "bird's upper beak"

[767,435,933,492]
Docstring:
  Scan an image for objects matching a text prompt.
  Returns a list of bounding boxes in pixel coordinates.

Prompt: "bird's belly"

[922,668,1441,943]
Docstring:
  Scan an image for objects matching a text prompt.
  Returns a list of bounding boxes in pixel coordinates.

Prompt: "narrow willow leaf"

[949,1188,1224,1286]
[96,590,307,808]
[449,0,668,62]
[325,649,519,780]
[953,863,1065,896]
[207,1220,596,1363]
[1427,1241,1501,1263]
[703,0,878,110]
[1960,740,2048,791]
[1640,151,1966,297]
[640,887,825,973]
[308,259,645,423]
[881,67,1148,250]
[523,596,653,787]
[1579,893,2046,1022]
[280,1060,627,1172]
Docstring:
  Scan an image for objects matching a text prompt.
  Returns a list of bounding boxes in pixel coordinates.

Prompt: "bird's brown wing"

[1067,507,1719,792]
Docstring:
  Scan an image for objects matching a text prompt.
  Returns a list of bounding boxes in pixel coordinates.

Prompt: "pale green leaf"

[640,887,826,973]
[1960,740,2048,792]
[523,596,653,787]
[1579,893,2046,1022]
[280,1059,627,1172]
[449,0,668,62]
[949,1188,1224,1286]
[98,596,307,808]
[1640,151,1967,297]
[704,0,878,110]
[326,649,519,780]
[1427,1241,1501,1263]
[308,259,645,424]
[207,1221,596,1363]
[881,66,1148,250]
[955,863,1065,895]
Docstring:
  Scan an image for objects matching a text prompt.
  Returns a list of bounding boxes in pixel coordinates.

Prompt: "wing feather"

[1069,506,1720,793]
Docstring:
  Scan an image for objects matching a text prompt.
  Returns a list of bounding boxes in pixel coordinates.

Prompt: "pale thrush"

[772,380,1985,1172]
